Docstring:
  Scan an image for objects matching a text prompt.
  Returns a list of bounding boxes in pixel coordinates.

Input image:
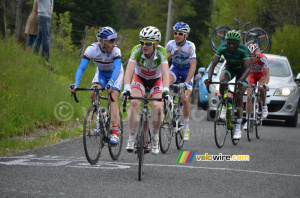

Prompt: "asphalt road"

[1,105,299,198]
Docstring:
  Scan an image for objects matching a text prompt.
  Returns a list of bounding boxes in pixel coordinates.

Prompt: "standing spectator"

[33,0,54,63]
[25,0,38,50]
[192,67,205,104]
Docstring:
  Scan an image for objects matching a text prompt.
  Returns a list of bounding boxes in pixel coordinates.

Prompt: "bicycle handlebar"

[121,92,167,113]
[205,81,242,94]
[170,84,188,98]
[70,85,115,103]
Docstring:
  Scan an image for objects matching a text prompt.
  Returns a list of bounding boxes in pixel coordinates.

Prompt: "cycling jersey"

[165,40,196,69]
[74,42,122,88]
[247,53,268,85]
[216,43,249,69]
[129,44,168,80]
[250,53,268,73]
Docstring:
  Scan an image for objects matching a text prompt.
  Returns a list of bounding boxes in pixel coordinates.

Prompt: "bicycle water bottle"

[101,108,107,122]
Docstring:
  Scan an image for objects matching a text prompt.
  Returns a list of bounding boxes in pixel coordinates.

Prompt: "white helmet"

[139,26,161,42]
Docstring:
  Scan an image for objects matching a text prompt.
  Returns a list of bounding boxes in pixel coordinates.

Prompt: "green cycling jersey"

[215,43,249,69]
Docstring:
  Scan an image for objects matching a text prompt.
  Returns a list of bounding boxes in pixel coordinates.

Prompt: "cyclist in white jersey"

[165,22,197,140]
[69,26,124,145]
[122,26,170,154]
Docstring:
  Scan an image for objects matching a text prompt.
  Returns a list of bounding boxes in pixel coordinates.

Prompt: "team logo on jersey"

[141,69,157,76]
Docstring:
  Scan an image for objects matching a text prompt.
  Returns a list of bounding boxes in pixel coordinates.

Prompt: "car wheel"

[285,108,298,127]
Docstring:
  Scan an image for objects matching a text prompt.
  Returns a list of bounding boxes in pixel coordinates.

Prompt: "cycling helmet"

[225,30,241,41]
[139,26,161,42]
[97,26,118,41]
[198,67,205,73]
[173,22,190,34]
[248,43,260,55]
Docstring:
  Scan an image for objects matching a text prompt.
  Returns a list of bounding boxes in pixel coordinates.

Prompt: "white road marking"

[1,155,299,177]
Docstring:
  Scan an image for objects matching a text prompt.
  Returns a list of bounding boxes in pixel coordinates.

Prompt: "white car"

[207,54,300,127]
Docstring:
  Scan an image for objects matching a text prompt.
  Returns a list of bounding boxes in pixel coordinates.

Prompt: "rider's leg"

[243,87,251,130]
[90,83,101,105]
[126,88,142,151]
[258,78,268,118]
[151,96,163,155]
[233,85,247,139]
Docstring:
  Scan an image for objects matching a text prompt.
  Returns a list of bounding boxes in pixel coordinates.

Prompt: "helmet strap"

[100,40,108,53]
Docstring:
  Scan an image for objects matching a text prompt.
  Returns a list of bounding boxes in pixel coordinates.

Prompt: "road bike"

[159,84,186,154]
[71,85,123,164]
[244,83,266,141]
[207,81,242,148]
[122,89,165,181]
[210,18,271,53]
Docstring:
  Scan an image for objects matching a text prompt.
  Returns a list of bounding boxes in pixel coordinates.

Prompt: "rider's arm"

[239,59,250,81]
[263,67,270,84]
[108,57,122,84]
[161,62,170,88]
[124,60,135,85]
[185,59,197,83]
[74,57,90,88]
[207,55,220,80]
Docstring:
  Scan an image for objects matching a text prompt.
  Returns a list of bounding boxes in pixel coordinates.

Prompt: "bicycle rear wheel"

[214,101,227,148]
[137,116,146,181]
[210,25,232,52]
[247,96,254,141]
[244,27,270,53]
[175,98,184,150]
[159,116,172,154]
[108,109,124,160]
[83,105,103,165]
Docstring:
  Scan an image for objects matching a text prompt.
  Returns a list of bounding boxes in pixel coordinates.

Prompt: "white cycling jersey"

[84,42,121,72]
[165,40,196,68]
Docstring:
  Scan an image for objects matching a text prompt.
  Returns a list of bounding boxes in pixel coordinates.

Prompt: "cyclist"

[122,26,169,155]
[165,22,197,140]
[205,30,250,140]
[243,44,269,130]
[69,26,124,145]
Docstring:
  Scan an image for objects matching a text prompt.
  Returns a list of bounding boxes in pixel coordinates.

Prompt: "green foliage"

[0,37,97,139]
[270,24,300,75]
[52,12,75,56]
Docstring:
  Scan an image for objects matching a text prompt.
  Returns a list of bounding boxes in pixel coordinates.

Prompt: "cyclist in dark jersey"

[205,30,250,140]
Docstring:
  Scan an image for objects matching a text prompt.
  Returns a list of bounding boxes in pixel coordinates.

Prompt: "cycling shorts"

[131,74,163,98]
[169,65,193,90]
[247,72,265,85]
[222,65,246,81]
[91,67,124,92]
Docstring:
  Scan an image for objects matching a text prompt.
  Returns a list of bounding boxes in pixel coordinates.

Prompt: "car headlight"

[274,87,296,96]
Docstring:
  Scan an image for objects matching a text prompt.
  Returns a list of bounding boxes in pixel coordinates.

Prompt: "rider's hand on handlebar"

[121,84,131,99]
[204,79,211,86]
[263,84,269,91]
[69,84,76,93]
[179,82,188,89]
[105,81,115,93]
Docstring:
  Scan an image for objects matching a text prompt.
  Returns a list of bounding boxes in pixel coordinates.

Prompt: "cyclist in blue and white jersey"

[69,26,124,145]
[165,22,197,140]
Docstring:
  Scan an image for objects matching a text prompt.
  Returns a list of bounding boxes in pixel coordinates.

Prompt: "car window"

[268,59,291,77]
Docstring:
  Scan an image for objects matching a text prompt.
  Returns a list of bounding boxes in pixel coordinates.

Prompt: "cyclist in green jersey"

[205,30,250,140]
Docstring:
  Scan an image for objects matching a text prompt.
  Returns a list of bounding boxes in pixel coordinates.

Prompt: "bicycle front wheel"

[137,116,146,181]
[255,98,263,139]
[159,118,172,154]
[175,98,184,150]
[244,27,270,53]
[210,25,232,52]
[247,96,254,141]
[83,105,103,165]
[214,101,227,148]
[108,109,124,160]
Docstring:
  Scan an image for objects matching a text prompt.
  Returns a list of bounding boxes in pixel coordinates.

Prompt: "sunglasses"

[249,55,257,58]
[140,40,156,46]
[174,32,184,36]
[227,41,239,46]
